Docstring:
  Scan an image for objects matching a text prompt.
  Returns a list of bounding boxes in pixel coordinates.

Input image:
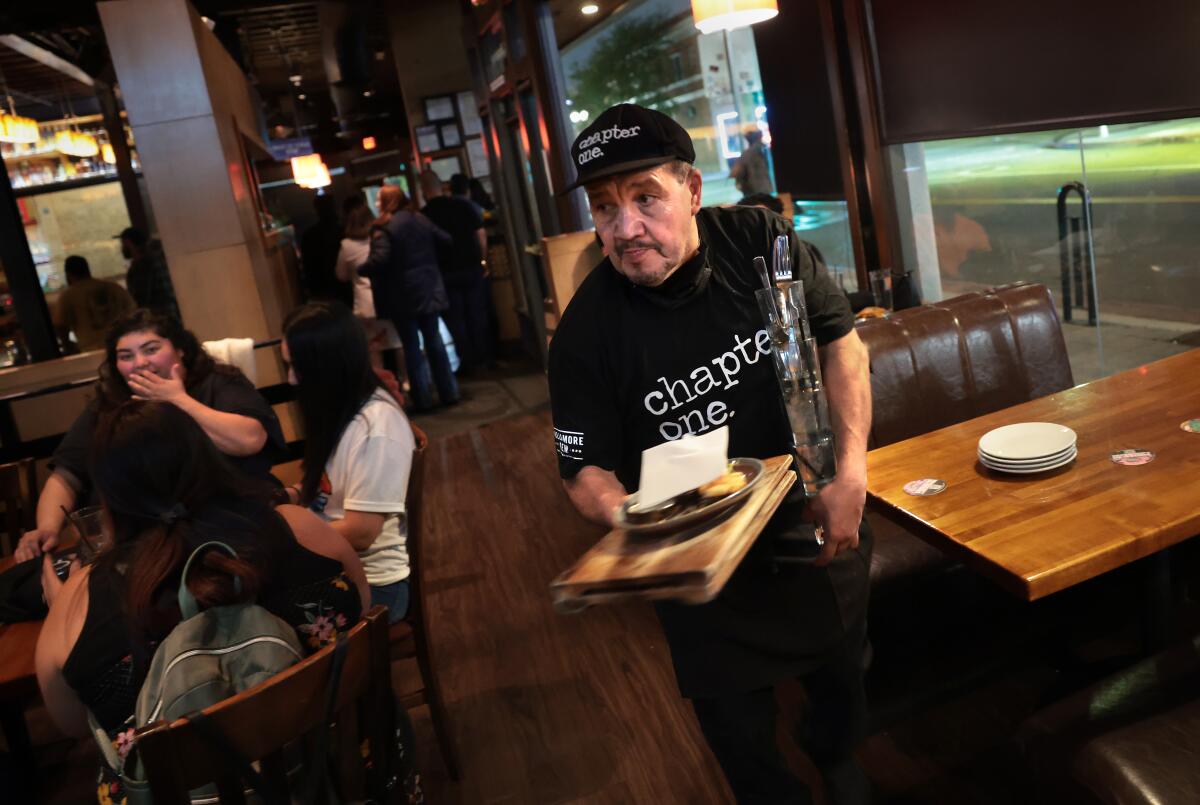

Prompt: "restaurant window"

[887,116,1200,382]
[561,0,774,208]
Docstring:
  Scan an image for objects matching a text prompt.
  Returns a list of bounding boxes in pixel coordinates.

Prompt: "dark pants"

[396,313,459,409]
[444,273,495,371]
[690,619,871,805]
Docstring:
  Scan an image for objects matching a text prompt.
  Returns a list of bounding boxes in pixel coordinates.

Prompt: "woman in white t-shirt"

[282,302,415,622]
[334,199,400,368]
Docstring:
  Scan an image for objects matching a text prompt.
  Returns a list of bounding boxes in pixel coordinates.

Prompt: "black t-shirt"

[549,205,853,490]
[422,196,484,279]
[52,369,288,493]
[547,205,867,698]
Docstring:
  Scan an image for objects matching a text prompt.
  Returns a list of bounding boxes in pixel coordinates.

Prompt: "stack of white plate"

[978,422,1077,474]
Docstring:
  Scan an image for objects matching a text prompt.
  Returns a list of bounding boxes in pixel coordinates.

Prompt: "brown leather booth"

[855,282,1075,597]
[1018,635,1200,804]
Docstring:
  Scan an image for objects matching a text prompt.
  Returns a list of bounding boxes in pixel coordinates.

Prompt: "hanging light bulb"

[54,129,99,158]
[101,142,116,164]
[0,112,40,144]
[291,153,331,188]
[691,0,778,34]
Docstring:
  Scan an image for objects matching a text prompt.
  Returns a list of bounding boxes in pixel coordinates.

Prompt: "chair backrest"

[856,282,1074,448]
[134,606,394,804]
[405,423,429,624]
[0,458,36,557]
[541,229,603,323]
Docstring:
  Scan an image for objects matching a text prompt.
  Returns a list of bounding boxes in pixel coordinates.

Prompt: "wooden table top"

[0,555,41,702]
[866,349,1200,601]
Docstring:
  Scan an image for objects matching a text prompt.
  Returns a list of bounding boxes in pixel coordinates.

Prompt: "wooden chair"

[134,606,395,804]
[0,458,36,557]
[389,422,461,779]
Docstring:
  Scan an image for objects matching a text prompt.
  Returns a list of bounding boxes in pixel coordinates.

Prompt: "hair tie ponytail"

[159,503,189,527]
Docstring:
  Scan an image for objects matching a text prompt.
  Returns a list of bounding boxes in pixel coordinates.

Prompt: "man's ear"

[687,169,703,215]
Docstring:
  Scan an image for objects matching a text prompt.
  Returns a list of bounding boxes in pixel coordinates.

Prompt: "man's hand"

[806,469,866,567]
[16,528,58,562]
[563,466,628,528]
[127,364,187,404]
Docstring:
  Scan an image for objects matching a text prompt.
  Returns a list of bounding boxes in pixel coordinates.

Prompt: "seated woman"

[34,400,368,783]
[282,302,415,623]
[16,309,287,561]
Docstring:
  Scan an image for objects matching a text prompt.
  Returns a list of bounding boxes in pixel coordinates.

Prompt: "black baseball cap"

[565,103,695,192]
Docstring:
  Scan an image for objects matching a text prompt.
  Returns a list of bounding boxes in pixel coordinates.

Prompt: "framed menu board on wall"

[439,124,462,148]
[457,90,483,136]
[415,124,441,154]
[424,95,456,122]
[466,137,490,177]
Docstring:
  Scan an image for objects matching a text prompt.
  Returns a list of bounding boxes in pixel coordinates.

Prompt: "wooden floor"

[407,410,735,804]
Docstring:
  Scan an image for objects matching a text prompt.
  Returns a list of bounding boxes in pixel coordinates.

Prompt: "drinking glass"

[755,281,838,494]
[868,269,893,310]
[67,505,112,562]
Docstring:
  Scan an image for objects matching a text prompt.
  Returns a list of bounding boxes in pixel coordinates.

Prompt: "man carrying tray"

[548,103,873,805]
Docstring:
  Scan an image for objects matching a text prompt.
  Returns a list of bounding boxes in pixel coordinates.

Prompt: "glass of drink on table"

[755,280,838,494]
[65,505,112,563]
[868,269,893,311]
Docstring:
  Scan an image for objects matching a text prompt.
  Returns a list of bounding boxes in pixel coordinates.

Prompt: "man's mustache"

[615,239,663,258]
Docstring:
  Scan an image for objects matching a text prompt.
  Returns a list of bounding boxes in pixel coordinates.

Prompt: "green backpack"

[91,541,304,804]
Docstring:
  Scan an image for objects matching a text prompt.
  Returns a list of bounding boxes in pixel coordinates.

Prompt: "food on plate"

[698,470,748,498]
[855,306,888,320]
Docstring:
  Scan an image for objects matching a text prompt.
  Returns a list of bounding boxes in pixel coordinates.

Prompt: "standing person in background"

[300,193,352,308]
[731,129,773,196]
[334,195,402,370]
[55,256,135,352]
[421,170,495,374]
[361,184,459,411]
[282,302,415,623]
[119,227,180,322]
[469,177,495,212]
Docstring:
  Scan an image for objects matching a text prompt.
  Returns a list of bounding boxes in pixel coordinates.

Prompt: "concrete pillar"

[98,0,292,341]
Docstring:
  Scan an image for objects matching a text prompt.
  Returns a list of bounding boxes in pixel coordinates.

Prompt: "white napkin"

[202,338,256,384]
[636,426,730,508]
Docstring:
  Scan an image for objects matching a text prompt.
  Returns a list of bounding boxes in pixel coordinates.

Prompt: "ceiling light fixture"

[0,112,40,144]
[291,153,331,189]
[581,4,599,15]
[691,0,778,34]
[54,129,99,158]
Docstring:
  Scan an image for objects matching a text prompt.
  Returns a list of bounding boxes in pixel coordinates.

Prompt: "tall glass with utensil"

[755,280,838,494]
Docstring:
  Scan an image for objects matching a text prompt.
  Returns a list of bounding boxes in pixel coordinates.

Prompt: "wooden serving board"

[551,455,796,610]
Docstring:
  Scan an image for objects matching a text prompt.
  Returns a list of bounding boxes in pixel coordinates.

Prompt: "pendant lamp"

[691,0,778,34]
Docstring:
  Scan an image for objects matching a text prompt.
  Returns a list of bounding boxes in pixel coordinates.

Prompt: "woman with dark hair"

[282,302,415,623]
[15,309,287,562]
[34,401,367,796]
[360,184,459,411]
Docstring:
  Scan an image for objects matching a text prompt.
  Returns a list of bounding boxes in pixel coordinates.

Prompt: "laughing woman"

[15,309,286,562]
[282,302,416,623]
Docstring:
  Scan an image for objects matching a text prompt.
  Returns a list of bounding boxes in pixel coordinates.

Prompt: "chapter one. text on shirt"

[644,329,772,440]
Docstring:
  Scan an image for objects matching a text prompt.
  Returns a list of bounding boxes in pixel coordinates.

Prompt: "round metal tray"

[615,457,766,536]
